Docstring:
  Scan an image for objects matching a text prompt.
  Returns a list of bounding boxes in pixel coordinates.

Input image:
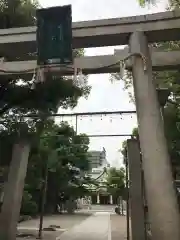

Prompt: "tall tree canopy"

[0,0,90,118]
[0,0,38,28]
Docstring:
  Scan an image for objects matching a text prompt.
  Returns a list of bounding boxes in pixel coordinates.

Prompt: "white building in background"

[88,147,107,170]
[80,147,121,206]
[82,152,114,205]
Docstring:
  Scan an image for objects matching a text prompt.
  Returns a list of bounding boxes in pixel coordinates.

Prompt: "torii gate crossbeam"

[1,10,180,59]
[0,49,180,78]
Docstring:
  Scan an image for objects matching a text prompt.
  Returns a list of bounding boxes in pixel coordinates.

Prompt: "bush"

[21,190,38,216]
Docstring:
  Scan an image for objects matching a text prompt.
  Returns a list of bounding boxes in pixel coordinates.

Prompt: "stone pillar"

[119,196,125,215]
[127,139,145,240]
[97,193,100,204]
[129,31,180,240]
[0,141,30,240]
[110,195,113,205]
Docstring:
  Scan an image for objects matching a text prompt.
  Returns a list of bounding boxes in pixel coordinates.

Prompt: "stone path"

[16,212,130,240]
[16,213,90,240]
[56,212,111,240]
[18,213,89,229]
[17,208,129,240]
[110,215,129,240]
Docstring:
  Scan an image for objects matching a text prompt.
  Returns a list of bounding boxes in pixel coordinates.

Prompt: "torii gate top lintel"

[0,9,180,57]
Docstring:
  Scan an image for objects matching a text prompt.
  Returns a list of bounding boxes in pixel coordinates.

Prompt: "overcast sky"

[39,0,167,167]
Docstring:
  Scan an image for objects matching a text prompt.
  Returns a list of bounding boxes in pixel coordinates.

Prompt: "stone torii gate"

[0,9,180,240]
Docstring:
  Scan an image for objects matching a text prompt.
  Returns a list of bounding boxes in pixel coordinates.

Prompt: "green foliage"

[117,0,180,179]
[139,0,180,9]
[121,141,128,162]
[0,0,38,28]
[170,0,180,8]
[22,120,91,214]
[0,75,90,117]
[163,103,180,178]
[0,118,92,215]
[138,0,156,6]
[21,190,38,216]
[106,167,125,198]
[0,0,91,216]
[0,0,90,117]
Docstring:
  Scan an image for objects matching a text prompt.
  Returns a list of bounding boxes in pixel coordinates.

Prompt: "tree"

[17,120,91,215]
[0,0,38,29]
[138,0,180,8]
[0,118,92,215]
[0,0,91,222]
[138,0,156,6]
[106,167,125,201]
[0,0,90,167]
[0,0,90,118]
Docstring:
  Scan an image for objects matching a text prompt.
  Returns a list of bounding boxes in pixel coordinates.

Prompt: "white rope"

[0,53,147,75]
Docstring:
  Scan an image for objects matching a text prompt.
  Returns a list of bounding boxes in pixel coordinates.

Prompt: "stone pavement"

[16,213,91,240]
[16,212,129,240]
[110,215,129,240]
[16,204,131,240]
[16,207,129,240]
[18,213,89,230]
[56,212,111,240]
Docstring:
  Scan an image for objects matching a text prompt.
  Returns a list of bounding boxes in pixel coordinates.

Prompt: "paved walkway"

[18,213,89,229]
[110,215,128,240]
[56,212,111,240]
[16,214,91,240]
